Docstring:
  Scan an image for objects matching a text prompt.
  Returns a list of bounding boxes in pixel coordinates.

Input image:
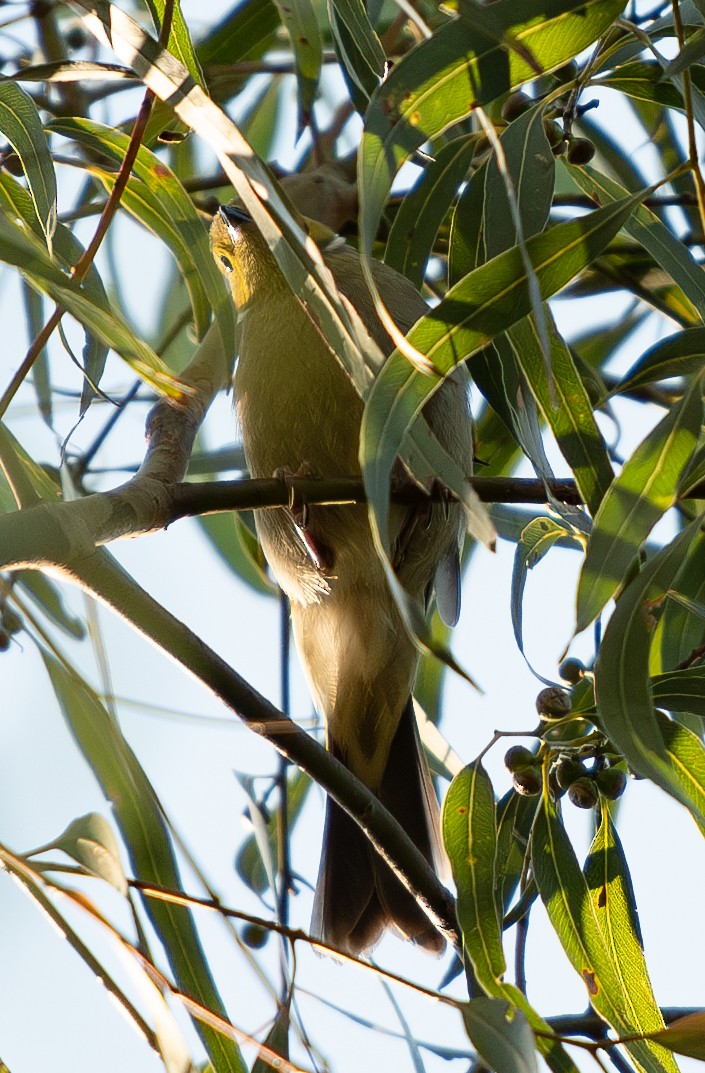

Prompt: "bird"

[210,202,473,955]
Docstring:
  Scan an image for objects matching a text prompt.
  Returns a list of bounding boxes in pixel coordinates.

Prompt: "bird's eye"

[220,254,233,273]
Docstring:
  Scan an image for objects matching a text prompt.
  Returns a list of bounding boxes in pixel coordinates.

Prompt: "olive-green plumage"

[211,204,472,954]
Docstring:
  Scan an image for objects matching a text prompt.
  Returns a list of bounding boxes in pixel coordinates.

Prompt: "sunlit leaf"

[584,811,678,1072]
[360,0,626,253]
[0,82,56,247]
[361,191,650,554]
[532,794,680,1073]
[48,117,234,352]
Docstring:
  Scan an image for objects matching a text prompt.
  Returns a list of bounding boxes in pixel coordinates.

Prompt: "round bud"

[543,119,565,149]
[512,768,542,797]
[242,924,269,949]
[536,687,571,720]
[596,767,627,801]
[567,138,596,166]
[554,757,586,790]
[568,776,599,810]
[559,658,585,684]
[504,745,536,773]
[502,92,532,121]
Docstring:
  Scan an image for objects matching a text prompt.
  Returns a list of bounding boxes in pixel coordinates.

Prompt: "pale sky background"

[1,3,704,1072]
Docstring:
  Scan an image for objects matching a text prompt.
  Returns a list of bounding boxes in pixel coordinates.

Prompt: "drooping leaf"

[511,516,578,677]
[0,82,56,247]
[42,654,246,1073]
[386,134,478,287]
[576,373,703,632]
[48,117,234,353]
[327,0,386,101]
[462,998,538,1073]
[361,191,651,555]
[0,211,182,398]
[444,764,578,1073]
[272,0,322,125]
[443,760,505,985]
[532,794,680,1073]
[618,328,705,393]
[0,170,110,413]
[584,811,679,1073]
[653,1012,705,1060]
[595,516,705,827]
[360,0,626,254]
[651,667,705,716]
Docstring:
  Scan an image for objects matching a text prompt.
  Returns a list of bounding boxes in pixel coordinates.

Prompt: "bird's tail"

[311,698,446,956]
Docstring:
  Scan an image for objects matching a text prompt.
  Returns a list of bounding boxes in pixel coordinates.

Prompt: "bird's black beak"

[219,204,251,237]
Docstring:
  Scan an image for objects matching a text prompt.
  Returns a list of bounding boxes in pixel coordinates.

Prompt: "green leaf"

[251,1003,291,1073]
[443,760,506,985]
[198,0,278,66]
[532,795,679,1073]
[651,667,705,716]
[360,0,626,253]
[663,26,705,78]
[657,710,705,832]
[0,170,110,413]
[199,511,273,596]
[449,160,487,282]
[272,0,321,124]
[576,373,703,632]
[652,1012,705,1060]
[511,516,576,674]
[327,0,386,100]
[386,134,477,287]
[361,191,650,554]
[0,82,56,247]
[595,516,705,826]
[584,811,679,1073]
[42,652,247,1073]
[444,764,578,1073]
[561,163,705,320]
[236,770,310,895]
[48,117,234,352]
[52,812,129,896]
[651,527,705,672]
[496,790,538,916]
[144,0,204,84]
[483,102,555,260]
[507,313,614,514]
[462,998,538,1073]
[618,328,705,393]
[0,211,181,397]
[596,59,689,110]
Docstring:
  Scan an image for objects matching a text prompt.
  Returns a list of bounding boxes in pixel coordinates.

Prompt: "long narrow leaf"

[595,516,705,826]
[360,0,626,255]
[361,191,650,553]
[576,373,703,632]
[584,811,679,1073]
[42,653,247,1073]
[0,82,56,246]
